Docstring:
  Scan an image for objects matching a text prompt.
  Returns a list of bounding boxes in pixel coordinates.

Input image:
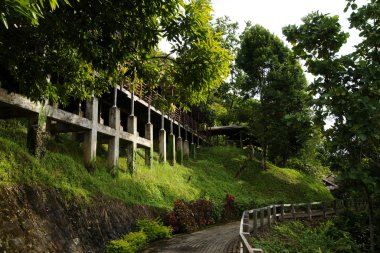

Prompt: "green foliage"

[283,3,380,250]
[106,239,135,253]
[122,231,148,251]
[236,24,312,168]
[255,220,359,253]
[1,0,74,27]
[0,0,231,108]
[0,120,332,209]
[334,209,374,252]
[287,127,331,179]
[137,218,172,242]
[106,220,171,253]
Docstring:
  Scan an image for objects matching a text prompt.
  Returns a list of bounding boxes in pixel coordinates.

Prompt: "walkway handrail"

[239,199,368,253]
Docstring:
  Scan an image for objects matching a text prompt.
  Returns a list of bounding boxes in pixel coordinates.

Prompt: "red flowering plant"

[222,194,237,220]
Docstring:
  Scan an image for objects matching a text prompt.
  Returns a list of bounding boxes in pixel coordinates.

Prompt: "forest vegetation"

[0,0,379,252]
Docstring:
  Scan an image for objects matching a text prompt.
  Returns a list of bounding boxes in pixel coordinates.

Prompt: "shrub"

[106,239,135,253]
[168,199,215,233]
[137,218,172,242]
[191,199,214,227]
[222,194,238,220]
[122,231,147,251]
[254,220,359,252]
[169,199,197,233]
[333,209,371,252]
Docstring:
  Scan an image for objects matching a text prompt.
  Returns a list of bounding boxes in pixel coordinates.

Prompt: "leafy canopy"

[0,0,232,108]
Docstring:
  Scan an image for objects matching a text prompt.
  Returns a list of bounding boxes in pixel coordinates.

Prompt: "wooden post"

[291,204,296,220]
[253,210,258,235]
[260,208,264,228]
[322,202,327,218]
[267,206,272,227]
[243,212,249,232]
[273,205,277,223]
[280,204,285,221]
[307,203,312,221]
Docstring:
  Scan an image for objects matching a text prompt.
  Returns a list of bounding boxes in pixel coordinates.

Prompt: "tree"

[212,16,245,112]
[0,0,231,108]
[1,0,74,28]
[236,24,312,168]
[283,2,380,251]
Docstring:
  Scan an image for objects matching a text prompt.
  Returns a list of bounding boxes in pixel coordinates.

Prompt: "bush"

[192,199,214,227]
[333,209,371,252]
[168,199,215,233]
[122,231,147,251]
[254,220,359,253]
[137,218,172,242]
[222,194,239,220]
[106,219,171,253]
[106,239,135,253]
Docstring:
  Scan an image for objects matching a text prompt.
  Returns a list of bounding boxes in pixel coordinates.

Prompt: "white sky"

[211,0,366,55]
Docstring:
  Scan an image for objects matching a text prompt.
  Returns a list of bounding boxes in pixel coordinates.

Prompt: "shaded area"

[0,185,165,253]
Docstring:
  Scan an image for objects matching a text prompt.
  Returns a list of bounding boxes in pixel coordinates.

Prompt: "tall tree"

[237,24,312,168]
[1,0,74,28]
[0,0,231,108]
[283,2,379,251]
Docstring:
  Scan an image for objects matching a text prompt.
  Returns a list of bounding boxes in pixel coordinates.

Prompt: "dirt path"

[142,221,240,253]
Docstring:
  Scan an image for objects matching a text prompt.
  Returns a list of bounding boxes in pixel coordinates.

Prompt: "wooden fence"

[239,199,368,253]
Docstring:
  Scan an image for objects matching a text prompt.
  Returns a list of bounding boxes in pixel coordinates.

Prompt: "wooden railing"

[128,82,205,139]
[239,199,368,253]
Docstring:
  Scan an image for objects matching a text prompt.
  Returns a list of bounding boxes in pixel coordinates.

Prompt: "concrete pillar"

[159,129,166,164]
[127,115,137,174]
[27,106,48,159]
[184,123,190,160]
[145,123,153,168]
[71,102,83,141]
[83,97,98,171]
[190,142,196,160]
[107,107,120,172]
[183,139,189,160]
[176,136,183,164]
[168,133,176,166]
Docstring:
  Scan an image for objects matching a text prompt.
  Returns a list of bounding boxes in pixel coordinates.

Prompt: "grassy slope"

[0,120,332,210]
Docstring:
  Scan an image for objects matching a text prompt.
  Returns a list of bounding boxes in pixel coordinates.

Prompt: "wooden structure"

[0,85,206,171]
[239,199,368,253]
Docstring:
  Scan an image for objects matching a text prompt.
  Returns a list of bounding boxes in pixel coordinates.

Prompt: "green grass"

[0,119,333,210]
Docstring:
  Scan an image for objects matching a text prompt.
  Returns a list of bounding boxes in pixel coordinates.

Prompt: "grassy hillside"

[0,119,333,210]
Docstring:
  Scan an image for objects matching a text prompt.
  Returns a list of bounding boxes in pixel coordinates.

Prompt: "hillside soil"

[0,185,164,253]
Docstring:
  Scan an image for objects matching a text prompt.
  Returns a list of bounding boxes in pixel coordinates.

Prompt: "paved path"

[142,221,241,253]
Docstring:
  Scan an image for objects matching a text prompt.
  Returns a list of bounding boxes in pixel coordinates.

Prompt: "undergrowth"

[106,218,171,253]
[253,220,359,252]
[0,119,333,211]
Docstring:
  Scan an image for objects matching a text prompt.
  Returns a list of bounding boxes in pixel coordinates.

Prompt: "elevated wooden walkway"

[0,86,205,171]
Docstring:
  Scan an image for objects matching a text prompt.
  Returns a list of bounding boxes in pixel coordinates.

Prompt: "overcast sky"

[211,0,366,55]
